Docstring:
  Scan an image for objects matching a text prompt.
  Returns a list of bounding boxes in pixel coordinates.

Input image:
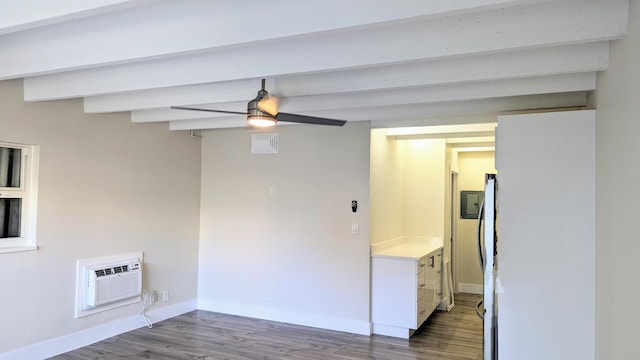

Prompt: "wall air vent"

[251,133,278,154]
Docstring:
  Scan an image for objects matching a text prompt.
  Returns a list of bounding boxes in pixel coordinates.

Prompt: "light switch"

[351,223,359,234]
[269,186,276,197]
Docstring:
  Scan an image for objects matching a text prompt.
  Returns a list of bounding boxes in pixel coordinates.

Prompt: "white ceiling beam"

[396,134,495,142]
[169,118,252,131]
[168,92,587,130]
[371,107,588,128]
[134,104,246,123]
[372,114,501,129]
[386,123,497,138]
[85,43,605,113]
[326,92,588,122]
[0,0,545,79]
[0,0,153,35]
[132,73,595,123]
[85,79,262,113]
[446,136,496,144]
[25,1,625,100]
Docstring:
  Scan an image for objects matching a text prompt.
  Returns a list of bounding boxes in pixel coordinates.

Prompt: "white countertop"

[372,240,443,260]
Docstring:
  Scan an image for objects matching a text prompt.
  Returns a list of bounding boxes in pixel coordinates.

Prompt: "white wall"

[404,139,446,237]
[497,110,595,360]
[595,0,640,358]
[370,135,446,244]
[370,129,406,244]
[0,80,201,355]
[456,151,495,289]
[197,122,371,334]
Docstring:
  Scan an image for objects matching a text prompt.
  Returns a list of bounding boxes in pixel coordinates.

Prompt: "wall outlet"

[162,290,169,302]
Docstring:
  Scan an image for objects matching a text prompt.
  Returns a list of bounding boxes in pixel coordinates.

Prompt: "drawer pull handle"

[419,284,425,288]
[419,264,426,268]
[420,310,425,315]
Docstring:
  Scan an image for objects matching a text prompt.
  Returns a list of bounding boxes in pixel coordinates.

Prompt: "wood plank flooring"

[52,293,482,360]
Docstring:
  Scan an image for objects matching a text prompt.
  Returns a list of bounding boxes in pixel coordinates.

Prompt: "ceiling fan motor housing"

[248,89,276,121]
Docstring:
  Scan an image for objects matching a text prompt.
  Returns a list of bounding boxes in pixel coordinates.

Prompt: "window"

[0,142,39,253]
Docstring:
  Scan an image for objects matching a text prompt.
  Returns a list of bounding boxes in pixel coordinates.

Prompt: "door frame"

[450,170,460,293]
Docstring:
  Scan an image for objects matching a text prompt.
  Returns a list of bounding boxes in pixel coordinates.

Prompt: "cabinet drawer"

[433,281,442,310]
[417,297,428,325]
[417,278,426,300]
[417,256,428,273]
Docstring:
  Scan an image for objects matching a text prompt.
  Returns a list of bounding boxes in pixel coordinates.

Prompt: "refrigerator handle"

[477,197,485,272]
[476,299,485,319]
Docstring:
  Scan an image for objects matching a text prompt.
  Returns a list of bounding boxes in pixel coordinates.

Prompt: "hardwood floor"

[52,293,482,360]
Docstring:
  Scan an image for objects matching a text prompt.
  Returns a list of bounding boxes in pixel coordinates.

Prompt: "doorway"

[370,126,496,296]
[369,126,494,358]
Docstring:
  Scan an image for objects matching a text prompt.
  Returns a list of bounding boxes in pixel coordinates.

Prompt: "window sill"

[0,245,38,254]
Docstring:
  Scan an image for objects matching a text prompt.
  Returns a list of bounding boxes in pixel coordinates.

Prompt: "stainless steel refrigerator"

[477,173,497,360]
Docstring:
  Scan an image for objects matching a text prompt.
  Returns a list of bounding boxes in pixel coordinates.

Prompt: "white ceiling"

[0,0,629,131]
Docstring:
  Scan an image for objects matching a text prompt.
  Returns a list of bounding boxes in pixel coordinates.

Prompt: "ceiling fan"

[170,79,346,127]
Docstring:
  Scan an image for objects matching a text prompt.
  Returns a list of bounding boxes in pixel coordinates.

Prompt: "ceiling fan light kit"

[170,79,346,128]
[247,116,277,127]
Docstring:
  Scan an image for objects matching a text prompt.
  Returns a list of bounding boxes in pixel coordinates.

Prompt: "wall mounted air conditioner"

[83,259,142,310]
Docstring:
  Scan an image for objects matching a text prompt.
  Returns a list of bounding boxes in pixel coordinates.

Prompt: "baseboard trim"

[458,283,483,294]
[2,298,370,359]
[198,299,371,336]
[371,323,411,339]
[0,300,197,360]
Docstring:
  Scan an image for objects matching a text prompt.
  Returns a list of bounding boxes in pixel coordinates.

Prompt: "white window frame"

[0,141,39,253]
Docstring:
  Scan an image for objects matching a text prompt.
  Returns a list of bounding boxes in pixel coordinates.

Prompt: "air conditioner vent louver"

[94,264,129,277]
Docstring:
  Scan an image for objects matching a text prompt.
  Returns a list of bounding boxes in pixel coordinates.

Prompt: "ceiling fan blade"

[276,112,346,126]
[171,106,247,115]
[257,95,279,116]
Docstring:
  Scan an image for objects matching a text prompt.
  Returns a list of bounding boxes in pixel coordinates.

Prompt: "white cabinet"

[372,248,442,338]
[424,250,442,319]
